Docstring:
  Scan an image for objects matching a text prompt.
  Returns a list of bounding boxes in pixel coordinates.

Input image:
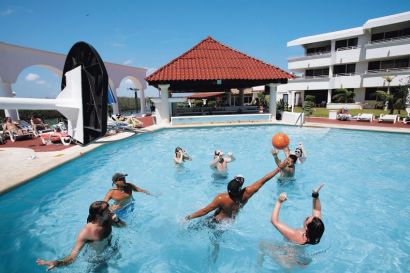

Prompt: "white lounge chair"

[357,113,374,122]
[378,114,398,123]
[404,108,410,124]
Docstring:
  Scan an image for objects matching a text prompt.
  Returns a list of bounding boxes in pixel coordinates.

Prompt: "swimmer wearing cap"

[210,150,235,175]
[103,173,152,212]
[185,161,287,223]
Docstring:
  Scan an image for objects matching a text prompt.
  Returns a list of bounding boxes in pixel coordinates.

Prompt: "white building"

[278,11,410,109]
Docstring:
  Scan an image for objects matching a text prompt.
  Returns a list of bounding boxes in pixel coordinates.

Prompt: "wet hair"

[289,154,298,163]
[4,117,11,123]
[175,147,182,153]
[87,201,109,223]
[306,217,325,245]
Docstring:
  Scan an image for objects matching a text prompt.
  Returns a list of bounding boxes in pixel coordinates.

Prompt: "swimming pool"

[0,125,409,272]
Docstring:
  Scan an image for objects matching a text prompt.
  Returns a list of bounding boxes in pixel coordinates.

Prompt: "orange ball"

[272,133,289,150]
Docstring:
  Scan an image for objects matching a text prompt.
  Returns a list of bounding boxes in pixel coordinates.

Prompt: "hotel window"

[371,27,410,42]
[368,58,409,71]
[365,87,387,100]
[333,64,356,76]
[335,38,358,50]
[305,67,329,77]
[306,44,331,55]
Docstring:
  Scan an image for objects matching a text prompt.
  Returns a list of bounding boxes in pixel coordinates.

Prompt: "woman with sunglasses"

[37,201,125,271]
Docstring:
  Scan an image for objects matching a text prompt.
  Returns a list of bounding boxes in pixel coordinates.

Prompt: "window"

[335,38,358,50]
[371,27,410,42]
[305,68,329,77]
[306,44,331,55]
[282,94,288,104]
[371,33,384,42]
[333,64,356,75]
[368,61,380,71]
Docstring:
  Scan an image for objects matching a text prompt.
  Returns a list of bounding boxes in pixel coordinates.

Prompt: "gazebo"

[146,36,293,124]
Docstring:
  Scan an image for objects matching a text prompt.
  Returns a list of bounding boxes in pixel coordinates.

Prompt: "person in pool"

[185,163,286,223]
[271,184,325,245]
[272,143,307,178]
[210,150,235,176]
[36,201,125,271]
[174,147,192,164]
[103,173,152,212]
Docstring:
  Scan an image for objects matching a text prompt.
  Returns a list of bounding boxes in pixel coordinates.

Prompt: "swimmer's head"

[304,216,325,245]
[228,175,245,198]
[294,147,303,158]
[87,201,110,223]
[218,156,224,163]
[289,154,298,164]
[112,172,127,183]
[214,150,221,156]
[175,147,183,154]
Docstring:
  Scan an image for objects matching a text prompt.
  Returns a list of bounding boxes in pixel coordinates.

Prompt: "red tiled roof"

[146,36,293,82]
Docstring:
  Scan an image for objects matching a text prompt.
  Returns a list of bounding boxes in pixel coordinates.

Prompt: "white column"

[268,83,278,121]
[140,88,146,115]
[0,81,19,120]
[112,88,120,115]
[239,89,244,106]
[327,89,332,103]
[158,84,170,125]
[227,92,232,106]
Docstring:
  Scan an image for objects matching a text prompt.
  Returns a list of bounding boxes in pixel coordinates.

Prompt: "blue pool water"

[0,125,409,272]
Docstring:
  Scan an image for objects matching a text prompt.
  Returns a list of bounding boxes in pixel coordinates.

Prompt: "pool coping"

[1,121,409,195]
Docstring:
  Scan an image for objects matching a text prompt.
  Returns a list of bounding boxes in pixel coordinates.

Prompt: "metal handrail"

[365,67,410,74]
[336,45,360,51]
[333,72,358,77]
[369,35,410,45]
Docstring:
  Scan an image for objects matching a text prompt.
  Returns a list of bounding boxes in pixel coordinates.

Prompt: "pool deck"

[1,119,409,195]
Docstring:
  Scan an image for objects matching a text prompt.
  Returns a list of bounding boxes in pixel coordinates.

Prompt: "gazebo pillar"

[157,84,171,125]
[227,91,232,106]
[268,83,278,121]
[239,88,245,106]
[0,81,19,120]
[140,88,146,115]
[112,88,120,115]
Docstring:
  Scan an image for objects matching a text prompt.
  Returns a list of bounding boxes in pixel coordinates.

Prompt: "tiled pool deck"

[1,119,409,194]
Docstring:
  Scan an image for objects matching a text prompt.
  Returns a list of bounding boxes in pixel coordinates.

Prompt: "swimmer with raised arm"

[272,143,307,178]
[210,150,235,176]
[185,161,287,224]
[104,173,152,212]
[271,184,325,245]
[36,201,125,271]
[174,147,192,164]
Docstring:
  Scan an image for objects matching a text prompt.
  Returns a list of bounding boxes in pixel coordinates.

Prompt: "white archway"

[0,42,147,119]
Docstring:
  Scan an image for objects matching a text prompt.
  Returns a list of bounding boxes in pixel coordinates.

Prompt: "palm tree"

[383,76,395,111]
[332,88,355,103]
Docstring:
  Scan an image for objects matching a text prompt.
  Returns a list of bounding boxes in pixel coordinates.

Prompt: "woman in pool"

[271,184,325,245]
[104,173,152,212]
[174,147,192,164]
[36,201,124,271]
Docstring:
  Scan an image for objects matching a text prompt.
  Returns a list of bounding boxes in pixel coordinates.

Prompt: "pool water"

[0,125,409,272]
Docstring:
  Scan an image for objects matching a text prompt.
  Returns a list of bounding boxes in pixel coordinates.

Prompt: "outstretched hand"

[36,259,57,271]
[271,148,279,156]
[313,184,324,194]
[278,192,288,203]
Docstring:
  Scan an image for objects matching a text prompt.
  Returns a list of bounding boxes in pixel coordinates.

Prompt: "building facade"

[278,12,410,109]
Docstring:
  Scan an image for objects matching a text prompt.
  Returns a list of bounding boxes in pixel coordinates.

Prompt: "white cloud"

[36,80,46,85]
[113,42,125,48]
[123,59,133,65]
[25,73,39,81]
[1,8,13,16]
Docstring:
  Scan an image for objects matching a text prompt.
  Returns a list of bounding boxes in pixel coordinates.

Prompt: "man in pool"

[271,184,325,245]
[174,147,192,164]
[210,150,235,176]
[272,143,307,178]
[36,201,125,271]
[185,162,286,223]
[104,173,152,212]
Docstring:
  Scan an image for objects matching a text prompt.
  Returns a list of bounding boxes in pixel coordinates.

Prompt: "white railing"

[333,72,359,77]
[365,67,410,74]
[336,45,360,51]
[288,51,331,61]
[368,35,410,45]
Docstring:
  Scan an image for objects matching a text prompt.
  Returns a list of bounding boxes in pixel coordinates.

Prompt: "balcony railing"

[336,45,360,51]
[333,72,359,77]
[368,35,410,45]
[306,50,331,56]
[365,67,410,74]
[292,75,330,80]
[288,51,331,61]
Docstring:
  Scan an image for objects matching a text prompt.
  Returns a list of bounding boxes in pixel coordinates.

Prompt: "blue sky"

[0,0,409,98]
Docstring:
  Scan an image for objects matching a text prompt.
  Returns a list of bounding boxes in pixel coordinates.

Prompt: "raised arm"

[224,152,235,163]
[271,149,281,167]
[243,167,283,202]
[312,184,324,218]
[103,190,113,202]
[131,183,152,196]
[174,152,183,164]
[271,193,301,244]
[36,227,87,271]
[185,195,220,220]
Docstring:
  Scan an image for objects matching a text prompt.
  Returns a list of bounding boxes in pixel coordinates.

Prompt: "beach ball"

[272,133,289,150]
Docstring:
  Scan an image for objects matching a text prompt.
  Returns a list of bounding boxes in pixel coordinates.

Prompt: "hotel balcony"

[288,52,331,70]
[365,36,410,60]
[286,75,330,91]
[330,73,362,89]
[362,67,410,87]
[334,46,362,64]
